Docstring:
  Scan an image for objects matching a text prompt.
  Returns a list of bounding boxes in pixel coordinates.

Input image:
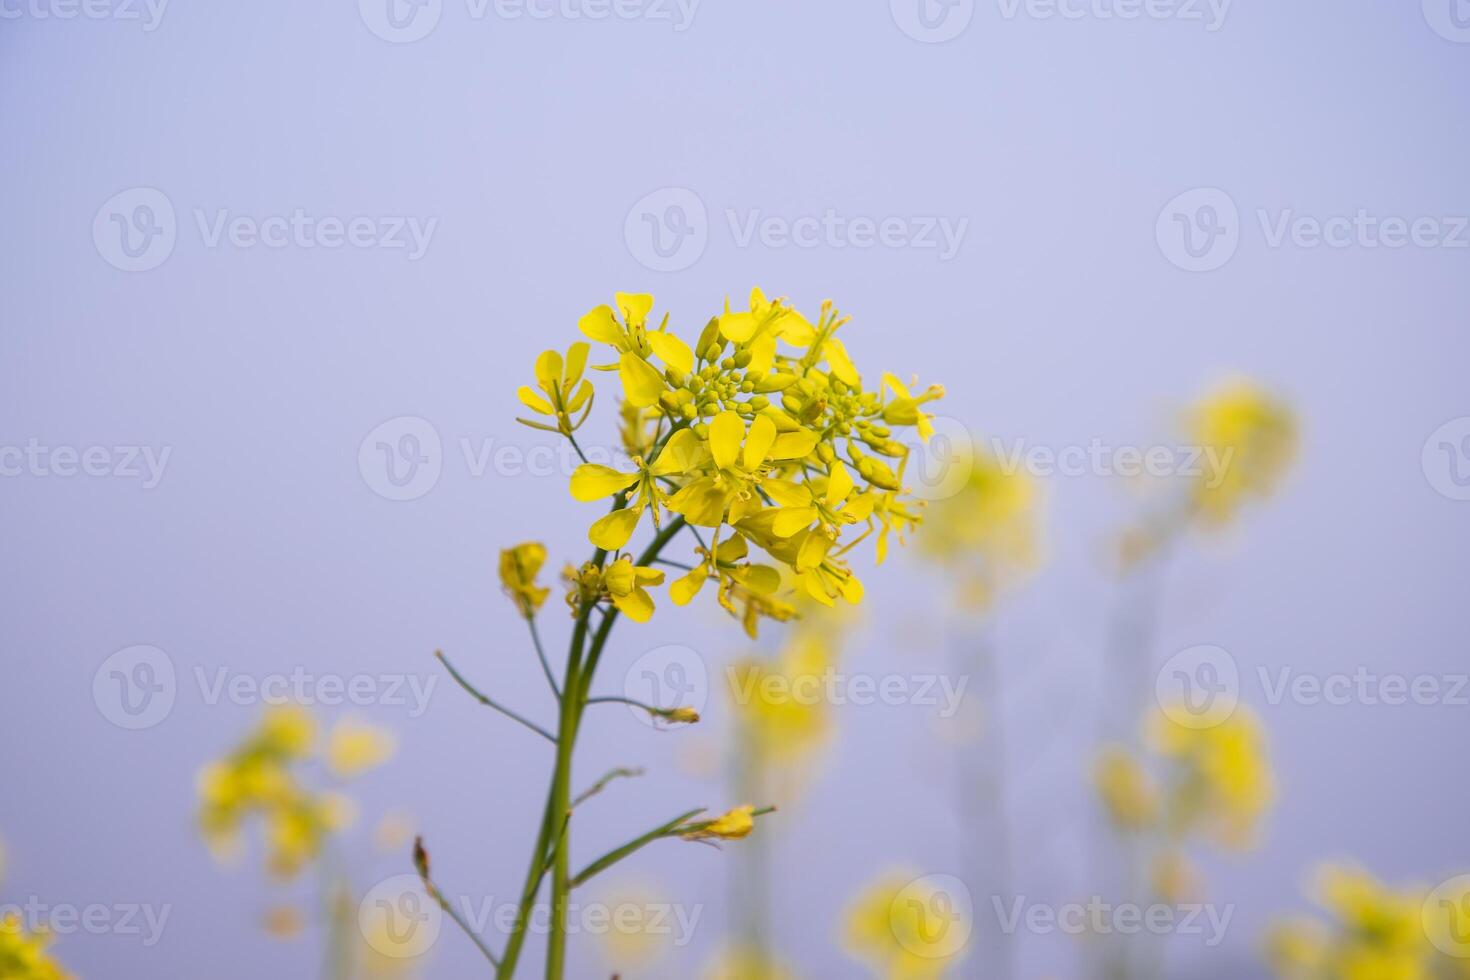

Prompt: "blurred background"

[2,1,1467,977]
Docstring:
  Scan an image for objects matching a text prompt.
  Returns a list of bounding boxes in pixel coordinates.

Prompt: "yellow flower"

[1148,705,1273,848]
[1093,746,1159,832]
[680,804,759,841]
[844,870,968,980]
[326,717,397,779]
[516,342,594,435]
[1266,865,1436,980]
[540,290,945,629]
[601,556,665,623]
[258,704,317,759]
[569,428,702,549]
[918,448,1040,611]
[499,542,550,616]
[729,629,835,769]
[1186,378,1297,527]
[0,914,72,980]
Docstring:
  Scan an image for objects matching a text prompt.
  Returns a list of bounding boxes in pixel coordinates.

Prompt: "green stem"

[437,651,556,744]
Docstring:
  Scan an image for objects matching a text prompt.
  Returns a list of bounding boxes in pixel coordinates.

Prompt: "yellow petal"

[769,428,820,460]
[565,379,594,413]
[649,427,701,476]
[714,536,749,562]
[882,371,914,400]
[670,566,708,605]
[635,566,666,585]
[667,478,728,527]
[578,305,623,345]
[534,349,563,388]
[517,386,555,416]
[778,310,817,347]
[618,352,665,408]
[747,333,776,375]
[719,311,757,342]
[761,478,812,508]
[796,530,830,571]
[773,506,818,537]
[604,557,635,594]
[570,464,638,501]
[615,292,654,329]
[840,573,864,604]
[739,564,781,594]
[840,492,875,523]
[709,411,745,471]
[647,332,694,376]
[826,461,854,507]
[589,508,641,550]
[743,414,777,470]
[825,337,859,386]
[564,342,590,387]
[611,587,654,623]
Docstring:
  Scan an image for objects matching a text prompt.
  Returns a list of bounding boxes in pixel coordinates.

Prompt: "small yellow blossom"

[1266,865,1436,980]
[845,870,968,980]
[1094,746,1160,832]
[1148,705,1273,848]
[327,717,397,778]
[680,805,759,841]
[1186,378,1297,527]
[0,914,71,980]
[602,556,666,623]
[499,542,551,616]
[516,342,594,436]
[918,448,1040,611]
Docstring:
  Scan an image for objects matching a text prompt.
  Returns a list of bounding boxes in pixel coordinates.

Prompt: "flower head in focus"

[517,343,594,436]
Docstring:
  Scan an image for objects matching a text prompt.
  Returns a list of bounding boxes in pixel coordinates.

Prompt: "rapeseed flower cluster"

[196,706,394,878]
[519,289,944,633]
[1266,865,1464,980]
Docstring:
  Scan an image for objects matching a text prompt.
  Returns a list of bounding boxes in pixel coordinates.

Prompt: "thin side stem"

[437,650,556,744]
[527,617,560,699]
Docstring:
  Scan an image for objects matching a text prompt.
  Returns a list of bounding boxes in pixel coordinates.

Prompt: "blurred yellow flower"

[844,871,968,980]
[1148,705,1274,848]
[1186,378,1298,528]
[327,717,397,779]
[1266,865,1437,980]
[918,448,1040,612]
[702,944,798,980]
[1094,746,1159,833]
[499,542,550,617]
[728,629,834,769]
[0,914,71,980]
